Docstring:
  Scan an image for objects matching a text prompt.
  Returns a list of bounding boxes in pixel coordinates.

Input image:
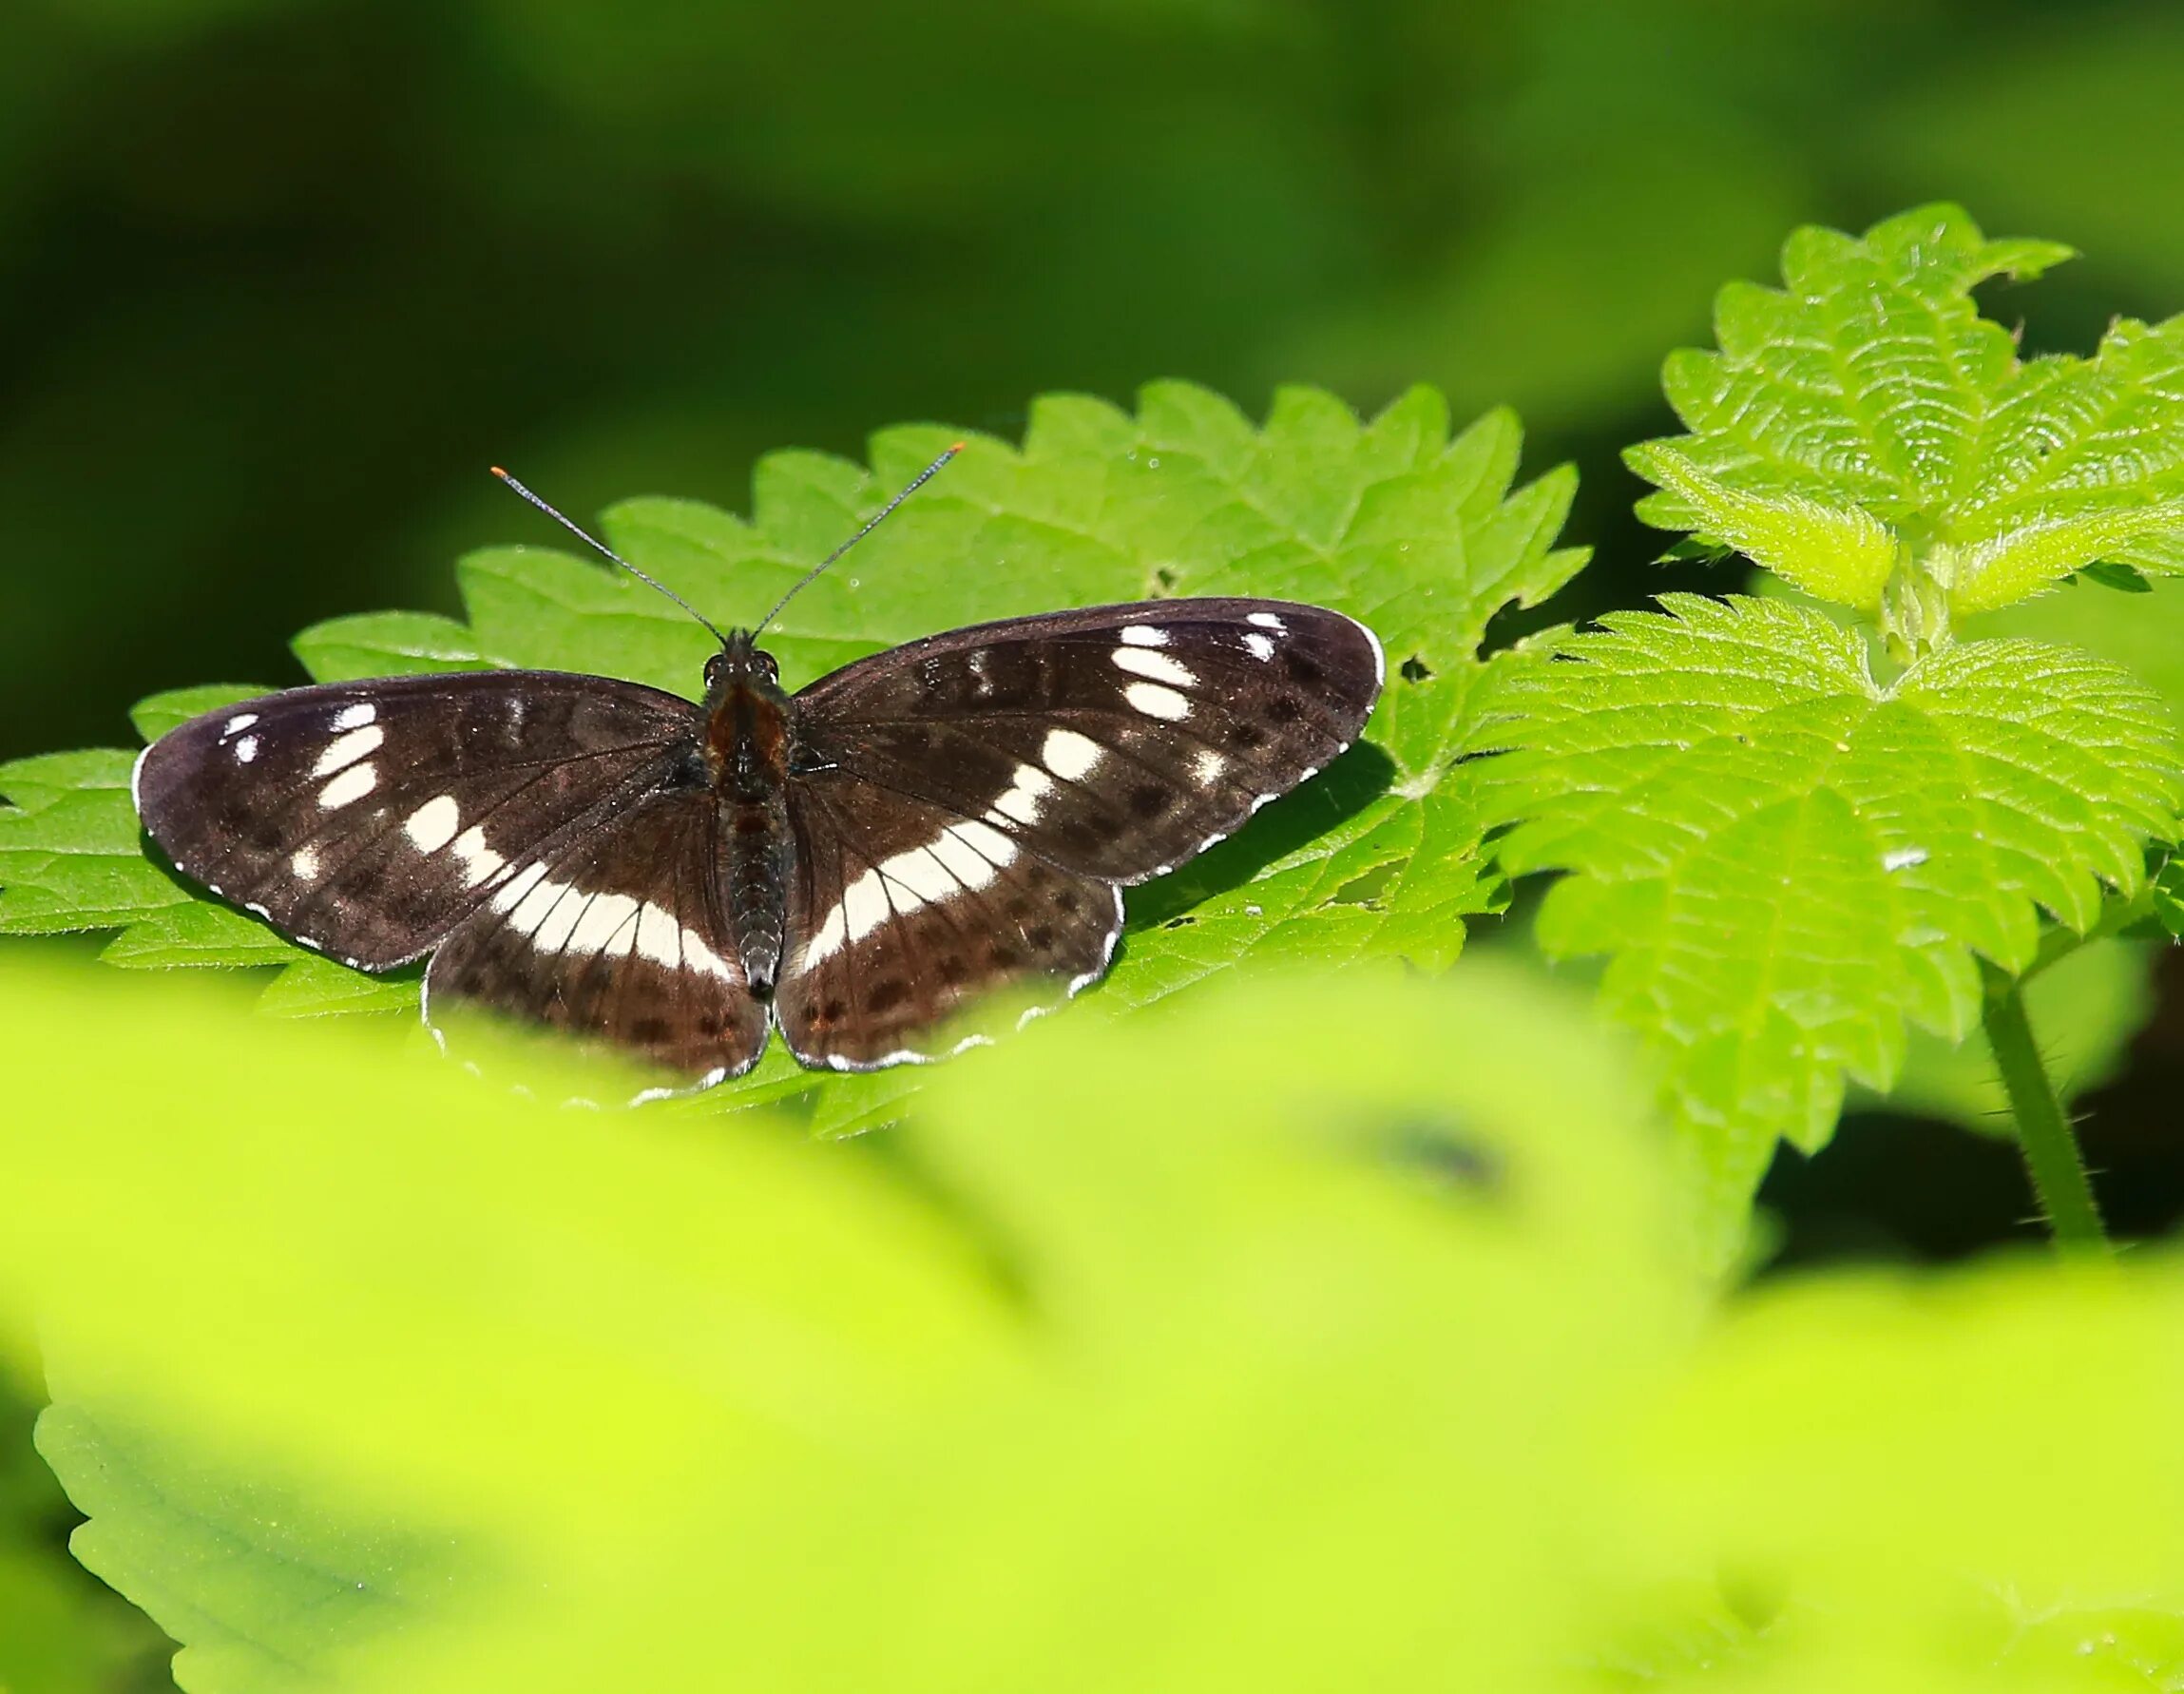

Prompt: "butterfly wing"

[424,783,770,1089]
[776,598,1381,1068]
[774,771,1121,1070]
[134,671,698,969]
[787,598,1384,885]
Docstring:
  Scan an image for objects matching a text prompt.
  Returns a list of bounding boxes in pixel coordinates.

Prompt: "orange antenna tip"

[489,466,509,478]
[948,439,967,452]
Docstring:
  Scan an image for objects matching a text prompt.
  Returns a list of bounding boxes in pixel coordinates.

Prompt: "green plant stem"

[1981,966,2110,1258]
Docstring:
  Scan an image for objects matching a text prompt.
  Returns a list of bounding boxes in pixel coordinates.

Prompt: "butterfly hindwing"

[133,672,697,968]
[788,598,1383,885]
[776,770,1122,1070]
[425,783,770,1087]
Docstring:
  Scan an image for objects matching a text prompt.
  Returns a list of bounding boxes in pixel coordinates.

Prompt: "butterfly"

[132,447,1385,1094]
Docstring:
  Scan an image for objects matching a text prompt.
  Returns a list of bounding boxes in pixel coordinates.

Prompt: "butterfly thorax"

[700,633,795,994]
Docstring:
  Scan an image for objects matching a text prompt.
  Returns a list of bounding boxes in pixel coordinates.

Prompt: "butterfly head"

[701,629,781,701]
[699,630,793,795]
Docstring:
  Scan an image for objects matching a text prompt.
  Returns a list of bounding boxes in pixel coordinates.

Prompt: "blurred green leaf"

[15,948,2184,1687]
[37,1405,450,1694]
[0,1376,169,1694]
[0,953,1680,1691]
[1632,203,2184,623]
[1479,593,2179,1255]
[1,384,1582,1123]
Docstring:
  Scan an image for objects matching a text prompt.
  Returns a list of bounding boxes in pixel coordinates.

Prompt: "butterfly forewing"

[425,783,769,1086]
[776,771,1122,1069]
[789,599,1383,886]
[134,672,698,968]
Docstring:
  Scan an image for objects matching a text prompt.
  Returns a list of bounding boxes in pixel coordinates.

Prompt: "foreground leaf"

[1631,203,2184,631]
[0,955,1677,1691]
[1479,593,2180,1248]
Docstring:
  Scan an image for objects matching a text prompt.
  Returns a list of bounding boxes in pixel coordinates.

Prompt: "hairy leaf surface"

[1631,203,2184,620]
[1480,593,2179,1240]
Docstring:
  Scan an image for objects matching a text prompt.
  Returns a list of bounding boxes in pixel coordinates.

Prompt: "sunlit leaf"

[1479,592,2179,1252]
[1632,203,2184,624]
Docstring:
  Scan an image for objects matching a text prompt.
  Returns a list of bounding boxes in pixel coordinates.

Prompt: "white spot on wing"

[1243,632,1275,662]
[312,724,384,778]
[950,818,1017,866]
[1123,681,1191,721]
[511,875,571,941]
[291,845,321,880]
[635,902,683,969]
[220,713,259,739]
[490,860,547,914]
[927,828,993,887]
[317,761,377,810]
[566,892,642,956]
[1119,625,1169,647]
[677,919,738,982]
[881,843,959,906]
[1193,747,1224,786]
[1247,611,1286,631]
[1112,646,1195,686]
[333,703,377,730]
[843,874,892,944]
[799,902,850,970]
[404,794,461,854]
[1042,727,1102,780]
[234,735,260,763]
[801,820,1020,969]
[451,826,506,888]
[987,762,1055,826]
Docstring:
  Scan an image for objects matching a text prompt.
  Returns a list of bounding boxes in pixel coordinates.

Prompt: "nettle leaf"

[1479,593,2180,1242]
[1632,203,2184,626]
[0,383,1581,1115]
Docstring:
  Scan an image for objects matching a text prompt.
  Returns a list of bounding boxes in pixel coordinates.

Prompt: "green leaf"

[0,952,1680,1693]
[290,612,489,683]
[37,1406,460,1694]
[1479,592,2181,1250]
[0,752,186,934]
[3,384,1582,1123]
[1632,203,2184,625]
[0,1375,169,1694]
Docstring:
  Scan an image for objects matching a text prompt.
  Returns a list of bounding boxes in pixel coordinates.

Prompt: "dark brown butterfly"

[134,450,1383,1094]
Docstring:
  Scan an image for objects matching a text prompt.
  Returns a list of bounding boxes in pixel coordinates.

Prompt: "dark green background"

[10,0,2184,764]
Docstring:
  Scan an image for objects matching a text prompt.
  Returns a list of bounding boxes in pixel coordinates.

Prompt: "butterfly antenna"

[490,467,733,646]
[754,440,966,635]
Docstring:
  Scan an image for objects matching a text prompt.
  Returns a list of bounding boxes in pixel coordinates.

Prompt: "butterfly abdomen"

[705,669,796,994]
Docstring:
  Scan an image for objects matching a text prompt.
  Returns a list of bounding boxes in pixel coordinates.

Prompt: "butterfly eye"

[757,652,779,683]
[703,653,727,688]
